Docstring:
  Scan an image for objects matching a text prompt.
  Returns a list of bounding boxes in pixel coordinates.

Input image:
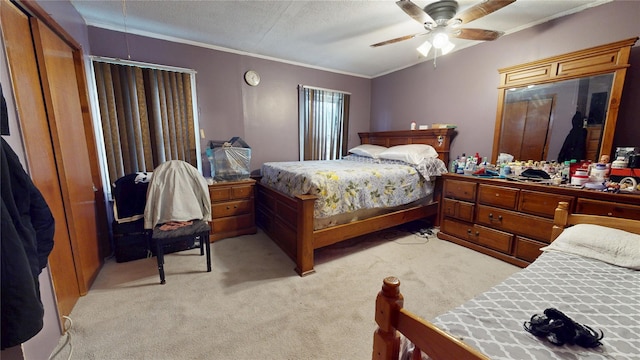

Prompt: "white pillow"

[348,144,387,159]
[541,224,640,269]
[378,144,439,165]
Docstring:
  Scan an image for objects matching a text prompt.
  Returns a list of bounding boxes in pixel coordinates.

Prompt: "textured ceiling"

[70,0,612,78]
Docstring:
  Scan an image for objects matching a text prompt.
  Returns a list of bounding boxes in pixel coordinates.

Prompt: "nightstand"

[208,179,257,242]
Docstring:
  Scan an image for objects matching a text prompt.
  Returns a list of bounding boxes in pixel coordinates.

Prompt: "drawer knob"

[607,212,613,216]
[495,194,500,197]
[226,206,230,210]
[475,231,479,236]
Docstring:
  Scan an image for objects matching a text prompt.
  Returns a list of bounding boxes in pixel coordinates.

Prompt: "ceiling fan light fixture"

[432,32,449,49]
[449,18,463,28]
[417,40,433,57]
[441,41,455,55]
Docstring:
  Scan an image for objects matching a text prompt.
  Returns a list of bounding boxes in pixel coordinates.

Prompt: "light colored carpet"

[50,226,519,360]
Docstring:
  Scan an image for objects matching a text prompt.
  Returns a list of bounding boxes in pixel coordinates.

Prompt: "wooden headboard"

[359,129,456,166]
[551,201,640,241]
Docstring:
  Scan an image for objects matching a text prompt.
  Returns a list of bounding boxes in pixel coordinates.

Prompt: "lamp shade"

[417,40,432,57]
[441,41,455,55]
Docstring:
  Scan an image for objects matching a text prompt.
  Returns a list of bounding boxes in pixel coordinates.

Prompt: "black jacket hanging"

[1,136,55,349]
[557,111,587,162]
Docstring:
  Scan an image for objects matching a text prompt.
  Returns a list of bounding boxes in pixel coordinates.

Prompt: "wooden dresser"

[438,173,640,267]
[208,179,257,242]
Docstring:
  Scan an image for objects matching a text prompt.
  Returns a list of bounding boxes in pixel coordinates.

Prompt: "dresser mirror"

[491,37,638,164]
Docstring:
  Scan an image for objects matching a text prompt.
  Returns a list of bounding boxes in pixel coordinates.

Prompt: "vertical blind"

[298,86,350,161]
[93,60,198,187]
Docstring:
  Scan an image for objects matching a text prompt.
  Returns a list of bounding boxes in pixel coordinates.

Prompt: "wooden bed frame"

[372,201,640,360]
[255,129,456,276]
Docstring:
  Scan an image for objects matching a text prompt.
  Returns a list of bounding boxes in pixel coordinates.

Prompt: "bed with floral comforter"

[260,155,447,220]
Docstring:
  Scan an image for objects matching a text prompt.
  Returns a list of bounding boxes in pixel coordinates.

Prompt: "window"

[90,58,200,193]
[298,86,350,160]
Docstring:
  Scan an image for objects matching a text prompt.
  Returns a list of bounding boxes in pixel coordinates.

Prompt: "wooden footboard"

[255,181,438,276]
[373,276,488,360]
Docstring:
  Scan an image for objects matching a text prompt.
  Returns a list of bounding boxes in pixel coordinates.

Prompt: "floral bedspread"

[260,156,447,219]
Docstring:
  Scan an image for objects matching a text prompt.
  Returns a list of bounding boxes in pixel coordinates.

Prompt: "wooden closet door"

[500,98,554,160]
[30,18,102,295]
[520,97,553,161]
[0,0,79,322]
[499,101,528,158]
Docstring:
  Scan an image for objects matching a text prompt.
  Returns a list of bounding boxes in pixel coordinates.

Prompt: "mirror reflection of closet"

[492,37,638,163]
[499,73,613,162]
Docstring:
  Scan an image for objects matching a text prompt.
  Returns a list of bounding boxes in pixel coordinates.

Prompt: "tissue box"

[207,137,251,181]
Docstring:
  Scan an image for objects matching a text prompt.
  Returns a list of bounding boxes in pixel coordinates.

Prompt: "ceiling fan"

[372,0,516,58]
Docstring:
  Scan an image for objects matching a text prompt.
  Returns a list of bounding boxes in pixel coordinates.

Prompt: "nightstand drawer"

[232,185,254,199]
[476,205,553,242]
[478,184,519,209]
[212,199,252,219]
[443,179,476,202]
[442,198,474,222]
[211,213,254,233]
[210,183,254,201]
[519,190,573,218]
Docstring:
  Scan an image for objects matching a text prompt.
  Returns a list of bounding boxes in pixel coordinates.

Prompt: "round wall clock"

[244,70,260,86]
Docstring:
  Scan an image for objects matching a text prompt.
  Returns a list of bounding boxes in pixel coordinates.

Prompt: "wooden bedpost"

[550,201,570,242]
[295,194,316,276]
[373,276,403,360]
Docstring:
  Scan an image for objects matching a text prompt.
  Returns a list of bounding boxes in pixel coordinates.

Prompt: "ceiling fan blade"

[451,0,516,25]
[451,28,504,41]
[396,0,436,25]
[370,32,428,47]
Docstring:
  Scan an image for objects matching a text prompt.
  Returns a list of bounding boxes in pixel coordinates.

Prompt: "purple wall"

[371,0,640,162]
[617,45,640,148]
[88,29,371,174]
[35,0,91,53]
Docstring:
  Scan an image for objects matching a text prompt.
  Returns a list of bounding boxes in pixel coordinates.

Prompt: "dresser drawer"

[210,183,254,201]
[442,198,474,222]
[519,190,573,218]
[441,218,477,243]
[476,205,554,242]
[211,199,253,219]
[443,179,476,202]
[478,184,519,209]
[575,198,640,220]
[514,236,545,262]
[211,213,254,233]
[474,224,513,254]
